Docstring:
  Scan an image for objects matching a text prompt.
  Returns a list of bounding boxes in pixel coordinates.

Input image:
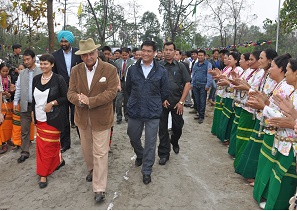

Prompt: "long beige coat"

[67,58,118,131]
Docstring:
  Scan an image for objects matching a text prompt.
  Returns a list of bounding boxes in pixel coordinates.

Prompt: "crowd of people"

[0,29,296,208]
[208,48,297,210]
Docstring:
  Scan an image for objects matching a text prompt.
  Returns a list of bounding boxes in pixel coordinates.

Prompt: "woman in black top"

[32,53,68,188]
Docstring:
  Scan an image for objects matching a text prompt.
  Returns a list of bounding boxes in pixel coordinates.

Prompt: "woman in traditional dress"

[248,54,295,209]
[235,49,278,185]
[0,63,12,154]
[216,51,243,145]
[209,52,230,137]
[32,53,68,188]
[231,51,264,168]
[228,53,251,157]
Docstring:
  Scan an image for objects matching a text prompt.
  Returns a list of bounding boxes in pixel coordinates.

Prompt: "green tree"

[280,0,297,33]
[138,11,163,49]
[262,19,297,57]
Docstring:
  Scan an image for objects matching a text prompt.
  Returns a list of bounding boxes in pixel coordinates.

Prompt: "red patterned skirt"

[36,121,62,177]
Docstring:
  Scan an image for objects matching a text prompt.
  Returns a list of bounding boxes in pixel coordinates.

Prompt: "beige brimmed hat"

[75,38,101,55]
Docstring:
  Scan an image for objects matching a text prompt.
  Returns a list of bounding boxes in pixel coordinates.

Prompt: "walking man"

[52,30,83,153]
[14,49,42,163]
[158,42,191,165]
[67,38,118,202]
[114,47,134,123]
[126,40,168,184]
[191,50,213,124]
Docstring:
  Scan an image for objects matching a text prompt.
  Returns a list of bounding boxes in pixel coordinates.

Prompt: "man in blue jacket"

[191,49,213,124]
[126,40,169,185]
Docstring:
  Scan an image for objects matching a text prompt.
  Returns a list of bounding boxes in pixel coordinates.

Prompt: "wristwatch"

[51,101,55,106]
[179,101,184,105]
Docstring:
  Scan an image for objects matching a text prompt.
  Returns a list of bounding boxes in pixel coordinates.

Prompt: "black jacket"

[52,47,83,86]
[32,73,68,132]
[126,59,169,120]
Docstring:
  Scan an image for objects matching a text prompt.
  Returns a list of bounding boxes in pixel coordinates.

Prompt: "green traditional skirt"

[253,134,275,204]
[211,95,223,135]
[228,106,242,157]
[235,119,264,178]
[216,97,235,143]
[254,133,297,210]
[233,109,256,168]
[264,148,297,210]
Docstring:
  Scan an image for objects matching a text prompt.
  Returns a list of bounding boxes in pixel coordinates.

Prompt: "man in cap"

[67,38,118,202]
[6,44,22,84]
[52,30,83,153]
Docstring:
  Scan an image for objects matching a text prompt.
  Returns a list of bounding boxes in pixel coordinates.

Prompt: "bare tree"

[127,1,141,46]
[227,0,244,46]
[159,0,204,42]
[203,0,229,47]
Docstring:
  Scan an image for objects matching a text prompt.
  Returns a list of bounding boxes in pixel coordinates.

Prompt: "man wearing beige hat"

[67,38,118,202]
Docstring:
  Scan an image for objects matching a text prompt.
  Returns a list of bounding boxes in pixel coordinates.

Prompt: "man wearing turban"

[52,30,83,153]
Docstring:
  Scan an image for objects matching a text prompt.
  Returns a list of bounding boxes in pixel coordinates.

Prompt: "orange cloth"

[11,103,36,146]
[0,102,13,145]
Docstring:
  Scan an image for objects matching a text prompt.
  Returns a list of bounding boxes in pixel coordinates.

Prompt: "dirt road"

[0,105,259,209]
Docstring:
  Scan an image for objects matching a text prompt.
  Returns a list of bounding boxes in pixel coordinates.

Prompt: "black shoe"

[55,159,65,171]
[94,192,105,202]
[38,178,47,189]
[198,118,204,124]
[135,158,142,167]
[17,154,29,163]
[61,146,70,153]
[86,170,93,182]
[143,175,151,184]
[194,116,199,120]
[173,146,180,154]
[125,118,128,122]
[159,157,169,165]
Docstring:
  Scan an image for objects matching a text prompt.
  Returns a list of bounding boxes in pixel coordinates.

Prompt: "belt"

[225,87,234,93]
[234,99,244,105]
[264,126,277,131]
[275,134,297,143]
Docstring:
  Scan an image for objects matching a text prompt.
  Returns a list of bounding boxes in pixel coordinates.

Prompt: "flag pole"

[276,0,281,52]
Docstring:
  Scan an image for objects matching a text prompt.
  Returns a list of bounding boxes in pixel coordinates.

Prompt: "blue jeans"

[208,79,217,102]
[193,85,207,119]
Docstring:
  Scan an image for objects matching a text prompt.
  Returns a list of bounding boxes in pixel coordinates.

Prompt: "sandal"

[11,145,20,151]
[249,182,254,187]
[7,140,15,146]
[0,144,8,154]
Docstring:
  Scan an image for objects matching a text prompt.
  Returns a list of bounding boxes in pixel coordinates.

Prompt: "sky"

[129,0,285,30]
[58,0,285,36]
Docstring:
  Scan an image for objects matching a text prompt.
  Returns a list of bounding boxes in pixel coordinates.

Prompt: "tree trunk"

[47,0,54,52]
[87,0,103,44]
[233,21,237,46]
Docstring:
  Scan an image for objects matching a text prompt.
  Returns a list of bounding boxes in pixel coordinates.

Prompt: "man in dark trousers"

[52,30,83,153]
[126,40,169,184]
[158,42,191,165]
[114,47,134,123]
